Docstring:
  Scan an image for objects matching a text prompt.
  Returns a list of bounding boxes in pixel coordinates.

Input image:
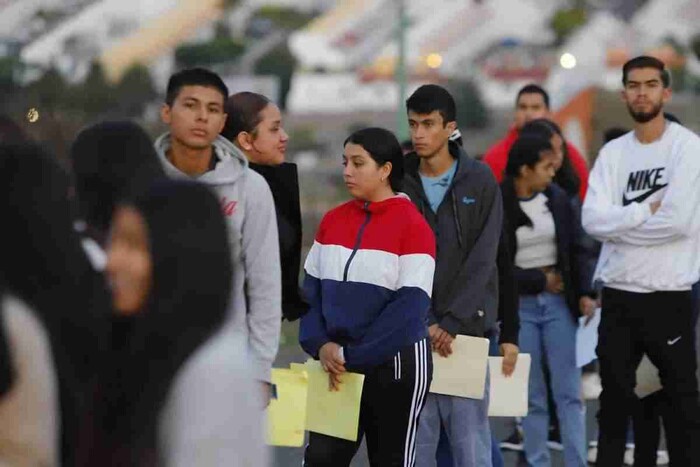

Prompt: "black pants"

[304,338,432,467]
[596,287,700,466]
[633,391,672,467]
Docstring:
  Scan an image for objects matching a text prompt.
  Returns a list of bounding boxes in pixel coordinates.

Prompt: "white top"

[0,296,59,467]
[159,326,268,467]
[582,122,700,292]
[515,193,557,269]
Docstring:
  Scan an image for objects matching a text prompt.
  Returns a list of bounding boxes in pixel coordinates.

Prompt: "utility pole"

[395,0,408,141]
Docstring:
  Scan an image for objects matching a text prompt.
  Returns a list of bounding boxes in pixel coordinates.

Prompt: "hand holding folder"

[429,335,490,399]
[305,360,365,441]
[488,354,531,417]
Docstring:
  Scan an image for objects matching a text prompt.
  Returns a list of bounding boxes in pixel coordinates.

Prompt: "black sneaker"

[500,427,524,452]
[547,426,564,451]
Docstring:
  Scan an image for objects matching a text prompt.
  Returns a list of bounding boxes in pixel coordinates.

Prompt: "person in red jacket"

[483,84,589,200]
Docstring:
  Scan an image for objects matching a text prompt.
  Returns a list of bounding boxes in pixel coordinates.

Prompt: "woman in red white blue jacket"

[300,127,436,466]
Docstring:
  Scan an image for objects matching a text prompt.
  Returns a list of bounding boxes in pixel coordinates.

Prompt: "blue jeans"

[416,367,492,466]
[519,293,586,467]
[435,331,504,467]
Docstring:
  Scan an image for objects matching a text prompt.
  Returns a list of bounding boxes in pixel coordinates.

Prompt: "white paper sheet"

[635,354,662,399]
[429,335,489,399]
[488,354,531,417]
[576,307,601,368]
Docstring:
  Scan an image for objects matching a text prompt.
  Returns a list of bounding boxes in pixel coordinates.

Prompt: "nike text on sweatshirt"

[582,122,700,292]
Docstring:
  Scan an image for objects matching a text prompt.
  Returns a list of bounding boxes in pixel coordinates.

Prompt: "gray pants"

[415,370,492,467]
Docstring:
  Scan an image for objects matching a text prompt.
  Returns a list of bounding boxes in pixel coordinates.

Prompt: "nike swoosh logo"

[622,184,668,206]
[667,336,682,346]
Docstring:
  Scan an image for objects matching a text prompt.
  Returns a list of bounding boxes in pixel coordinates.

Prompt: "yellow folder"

[304,359,365,441]
[429,335,490,399]
[266,368,308,447]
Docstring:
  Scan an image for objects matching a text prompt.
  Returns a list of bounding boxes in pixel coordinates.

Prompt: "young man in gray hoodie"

[404,85,505,467]
[154,68,281,398]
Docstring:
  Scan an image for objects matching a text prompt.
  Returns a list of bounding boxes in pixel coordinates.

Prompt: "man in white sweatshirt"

[582,56,700,466]
[154,68,281,401]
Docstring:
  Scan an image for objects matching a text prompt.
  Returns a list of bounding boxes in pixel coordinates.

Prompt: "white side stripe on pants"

[403,339,428,467]
[410,340,429,467]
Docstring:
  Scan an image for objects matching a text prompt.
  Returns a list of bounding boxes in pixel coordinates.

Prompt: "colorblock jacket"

[299,194,436,370]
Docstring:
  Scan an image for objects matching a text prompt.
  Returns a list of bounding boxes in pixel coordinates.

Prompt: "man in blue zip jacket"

[403,85,507,467]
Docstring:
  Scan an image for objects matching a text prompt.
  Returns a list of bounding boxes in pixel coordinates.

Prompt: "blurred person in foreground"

[77,180,265,466]
[582,55,700,466]
[300,128,435,466]
[483,84,589,200]
[501,135,596,467]
[70,121,165,270]
[222,91,308,321]
[154,68,281,395]
[0,142,110,466]
[0,114,29,143]
[403,84,504,467]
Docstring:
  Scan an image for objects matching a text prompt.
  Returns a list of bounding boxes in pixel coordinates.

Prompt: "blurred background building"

[0,0,698,244]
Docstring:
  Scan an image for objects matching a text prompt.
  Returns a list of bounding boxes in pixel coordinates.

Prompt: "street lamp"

[395,0,408,141]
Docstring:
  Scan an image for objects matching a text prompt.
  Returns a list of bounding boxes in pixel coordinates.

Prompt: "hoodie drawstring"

[451,190,463,248]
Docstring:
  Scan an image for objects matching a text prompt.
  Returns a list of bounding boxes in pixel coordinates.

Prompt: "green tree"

[174,38,246,68]
[0,58,21,92]
[692,34,700,60]
[76,62,116,116]
[446,79,489,129]
[255,43,297,110]
[550,6,587,45]
[27,67,68,111]
[254,6,315,31]
[114,64,156,117]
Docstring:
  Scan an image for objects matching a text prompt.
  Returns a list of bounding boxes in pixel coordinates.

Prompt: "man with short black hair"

[483,83,589,200]
[403,84,507,466]
[154,68,281,400]
[583,55,700,466]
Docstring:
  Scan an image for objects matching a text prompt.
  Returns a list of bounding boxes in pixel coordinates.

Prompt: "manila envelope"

[429,335,490,399]
[488,354,531,417]
[304,359,365,441]
[266,368,308,447]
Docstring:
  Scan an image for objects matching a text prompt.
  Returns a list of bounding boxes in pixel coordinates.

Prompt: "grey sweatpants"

[414,369,491,467]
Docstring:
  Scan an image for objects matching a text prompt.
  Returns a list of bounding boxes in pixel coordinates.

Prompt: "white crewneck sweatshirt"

[582,122,700,292]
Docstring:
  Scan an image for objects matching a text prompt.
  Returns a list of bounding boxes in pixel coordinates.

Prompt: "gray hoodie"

[155,133,281,382]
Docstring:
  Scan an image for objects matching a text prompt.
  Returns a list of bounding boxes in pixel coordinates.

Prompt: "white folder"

[488,354,531,417]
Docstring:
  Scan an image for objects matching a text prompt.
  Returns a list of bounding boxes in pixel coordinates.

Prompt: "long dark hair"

[502,136,553,228]
[520,119,580,198]
[344,127,404,192]
[221,91,271,143]
[70,121,164,242]
[0,142,111,465]
[80,180,233,466]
